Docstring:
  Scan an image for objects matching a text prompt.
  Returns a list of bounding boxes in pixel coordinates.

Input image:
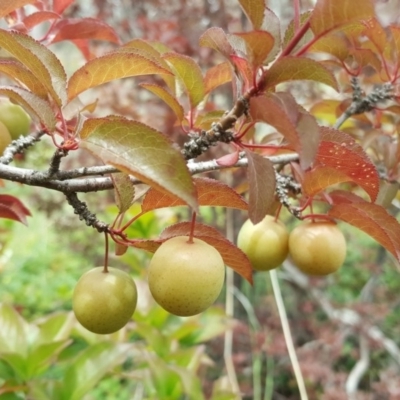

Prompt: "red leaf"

[216,150,240,167]
[303,166,351,197]
[230,55,253,92]
[0,194,31,225]
[245,150,276,224]
[49,18,120,44]
[23,11,60,30]
[250,94,320,168]
[0,0,36,18]
[142,177,248,212]
[204,61,233,94]
[115,242,128,256]
[250,96,297,148]
[199,27,234,59]
[53,0,75,15]
[328,200,400,262]
[328,190,365,205]
[266,93,320,169]
[310,0,375,37]
[232,30,275,68]
[296,111,321,169]
[132,222,253,283]
[304,128,380,201]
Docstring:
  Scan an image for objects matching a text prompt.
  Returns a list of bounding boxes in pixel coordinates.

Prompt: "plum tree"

[237,215,289,271]
[73,267,137,334]
[289,221,347,276]
[148,236,225,316]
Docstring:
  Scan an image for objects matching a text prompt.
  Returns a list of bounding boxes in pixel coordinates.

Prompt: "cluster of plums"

[73,217,346,335]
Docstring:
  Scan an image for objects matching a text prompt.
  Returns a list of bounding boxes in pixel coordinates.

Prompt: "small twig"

[181,95,251,159]
[65,192,109,232]
[275,170,302,218]
[47,148,69,177]
[182,128,235,160]
[0,132,43,165]
[335,77,393,129]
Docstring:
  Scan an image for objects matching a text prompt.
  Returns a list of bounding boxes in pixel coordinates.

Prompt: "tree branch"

[334,78,393,129]
[0,153,299,193]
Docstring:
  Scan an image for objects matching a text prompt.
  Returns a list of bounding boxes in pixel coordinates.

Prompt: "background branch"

[282,262,400,367]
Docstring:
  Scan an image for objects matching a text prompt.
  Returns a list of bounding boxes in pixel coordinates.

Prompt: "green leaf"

[140,83,185,122]
[61,342,130,400]
[0,304,31,357]
[111,173,135,213]
[179,309,231,345]
[169,364,205,399]
[145,354,182,397]
[0,353,27,381]
[135,322,170,358]
[283,11,313,54]
[238,0,265,29]
[264,56,338,90]
[0,29,67,106]
[0,60,48,99]
[163,53,205,109]
[67,49,173,100]
[80,117,198,210]
[34,312,74,344]
[26,340,71,378]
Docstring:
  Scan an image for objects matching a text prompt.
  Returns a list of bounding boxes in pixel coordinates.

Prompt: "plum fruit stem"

[188,211,197,243]
[103,232,109,273]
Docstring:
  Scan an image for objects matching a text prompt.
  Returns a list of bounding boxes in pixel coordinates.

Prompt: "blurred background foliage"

[1,0,400,399]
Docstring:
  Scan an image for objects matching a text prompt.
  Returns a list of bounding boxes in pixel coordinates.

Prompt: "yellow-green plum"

[148,236,225,316]
[289,222,347,276]
[0,101,31,139]
[237,215,289,271]
[0,121,11,155]
[73,267,137,334]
